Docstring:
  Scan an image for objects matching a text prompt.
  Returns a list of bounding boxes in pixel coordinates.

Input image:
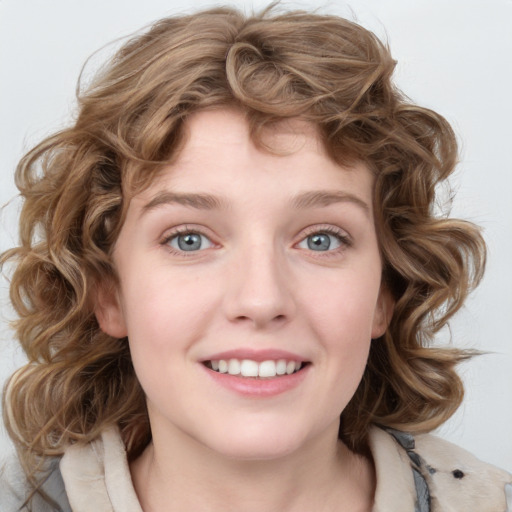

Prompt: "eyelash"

[297,225,352,254]
[160,225,215,257]
[160,225,352,256]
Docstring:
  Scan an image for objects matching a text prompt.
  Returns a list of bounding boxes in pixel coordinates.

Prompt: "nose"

[222,242,296,329]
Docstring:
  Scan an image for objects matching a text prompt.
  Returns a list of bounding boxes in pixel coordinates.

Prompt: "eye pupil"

[308,233,331,251]
[178,233,202,251]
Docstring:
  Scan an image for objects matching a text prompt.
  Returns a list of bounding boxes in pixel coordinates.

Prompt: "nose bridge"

[223,236,295,328]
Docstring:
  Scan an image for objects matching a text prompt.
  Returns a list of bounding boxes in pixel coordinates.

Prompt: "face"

[96,109,392,460]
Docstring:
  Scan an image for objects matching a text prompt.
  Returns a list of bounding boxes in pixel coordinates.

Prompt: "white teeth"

[228,359,241,375]
[240,359,259,377]
[259,360,277,378]
[208,358,305,378]
[276,359,287,375]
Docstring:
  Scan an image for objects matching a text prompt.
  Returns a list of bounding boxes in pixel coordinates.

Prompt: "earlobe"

[371,287,395,339]
[94,281,128,338]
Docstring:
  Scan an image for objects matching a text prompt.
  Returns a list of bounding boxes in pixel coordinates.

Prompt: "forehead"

[180,108,324,155]
[139,108,373,201]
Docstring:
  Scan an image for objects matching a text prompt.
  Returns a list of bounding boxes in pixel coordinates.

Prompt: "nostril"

[233,314,287,324]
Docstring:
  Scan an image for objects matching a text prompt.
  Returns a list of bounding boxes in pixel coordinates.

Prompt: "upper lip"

[200,349,308,363]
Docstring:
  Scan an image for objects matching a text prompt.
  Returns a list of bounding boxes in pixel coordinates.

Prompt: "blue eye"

[298,232,344,252]
[168,232,213,252]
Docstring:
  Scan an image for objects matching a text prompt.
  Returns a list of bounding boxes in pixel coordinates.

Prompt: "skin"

[96,109,393,512]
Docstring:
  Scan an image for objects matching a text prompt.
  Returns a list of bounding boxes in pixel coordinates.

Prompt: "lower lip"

[202,364,310,398]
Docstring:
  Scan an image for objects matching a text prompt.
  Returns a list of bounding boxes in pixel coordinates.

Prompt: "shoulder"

[60,426,142,511]
[1,452,28,510]
[369,426,512,512]
[0,452,71,512]
[412,431,511,512]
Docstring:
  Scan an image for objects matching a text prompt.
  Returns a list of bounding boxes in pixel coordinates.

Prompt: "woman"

[1,6,510,511]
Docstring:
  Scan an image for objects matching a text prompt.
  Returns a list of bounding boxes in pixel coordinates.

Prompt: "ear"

[371,285,395,339]
[94,280,128,338]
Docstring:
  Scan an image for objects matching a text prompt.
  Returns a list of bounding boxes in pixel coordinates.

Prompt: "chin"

[212,438,302,461]
[197,419,317,461]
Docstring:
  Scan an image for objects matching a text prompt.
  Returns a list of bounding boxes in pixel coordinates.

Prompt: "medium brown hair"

[2,4,484,482]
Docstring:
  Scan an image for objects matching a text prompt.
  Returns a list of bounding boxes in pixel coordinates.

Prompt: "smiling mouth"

[203,358,308,378]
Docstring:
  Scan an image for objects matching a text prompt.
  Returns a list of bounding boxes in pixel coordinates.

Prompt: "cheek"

[302,288,375,425]
[305,271,382,341]
[120,270,219,358]
[301,270,380,394]
[122,277,208,401]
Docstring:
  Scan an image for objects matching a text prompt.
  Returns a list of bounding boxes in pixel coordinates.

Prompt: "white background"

[0,0,511,472]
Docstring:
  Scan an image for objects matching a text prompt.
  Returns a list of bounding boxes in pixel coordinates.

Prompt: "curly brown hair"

[2,4,484,482]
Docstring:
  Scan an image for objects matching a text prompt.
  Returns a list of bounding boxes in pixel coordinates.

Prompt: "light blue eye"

[169,232,213,252]
[298,232,343,251]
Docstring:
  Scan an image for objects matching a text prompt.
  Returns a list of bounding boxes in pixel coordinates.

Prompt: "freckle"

[452,469,464,479]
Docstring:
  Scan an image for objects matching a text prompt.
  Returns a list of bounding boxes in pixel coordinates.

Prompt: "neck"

[130,421,375,512]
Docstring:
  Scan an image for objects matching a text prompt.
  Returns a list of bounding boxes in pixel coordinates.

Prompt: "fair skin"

[96,109,393,512]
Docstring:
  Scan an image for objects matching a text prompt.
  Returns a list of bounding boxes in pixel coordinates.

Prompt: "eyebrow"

[141,189,370,215]
[141,192,227,214]
[291,190,370,214]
